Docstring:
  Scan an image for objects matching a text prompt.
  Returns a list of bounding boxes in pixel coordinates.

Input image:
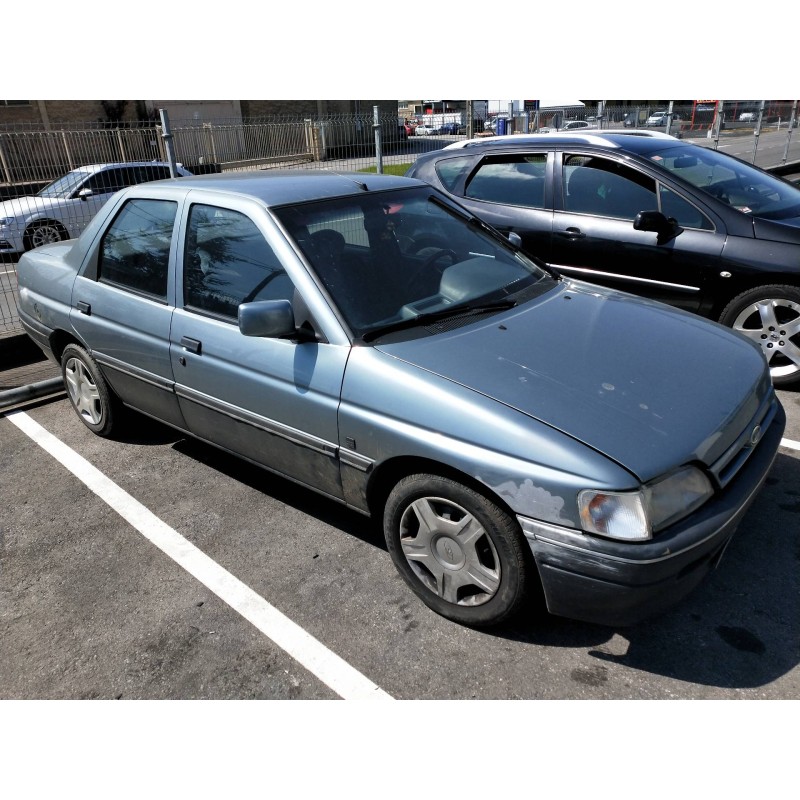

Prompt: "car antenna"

[327,170,369,191]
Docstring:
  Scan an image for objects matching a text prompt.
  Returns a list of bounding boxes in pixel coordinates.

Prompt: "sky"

[7,3,796,102]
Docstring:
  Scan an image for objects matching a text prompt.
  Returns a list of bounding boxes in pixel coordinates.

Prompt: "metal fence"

[2,102,800,338]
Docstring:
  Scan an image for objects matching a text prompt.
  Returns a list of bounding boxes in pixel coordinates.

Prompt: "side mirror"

[77,188,94,201]
[507,231,522,248]
[633,210,683,244]
[239,299,296,338]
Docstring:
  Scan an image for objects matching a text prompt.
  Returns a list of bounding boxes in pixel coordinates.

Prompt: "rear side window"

[184,204,293,320]
[434,156,474,192]
[465,154,547,209]
[98,198,177,298]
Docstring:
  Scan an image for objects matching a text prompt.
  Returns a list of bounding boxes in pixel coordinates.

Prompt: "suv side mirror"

[633,210,683,244]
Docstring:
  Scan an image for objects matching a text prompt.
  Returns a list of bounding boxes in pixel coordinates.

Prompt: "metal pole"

[752,100,766,164]
[711,101,724,148]
[467,100,473,139]
[782,100,798,165]
[666,100,674,137]
[159,108,179,178]
[373,105,383,175]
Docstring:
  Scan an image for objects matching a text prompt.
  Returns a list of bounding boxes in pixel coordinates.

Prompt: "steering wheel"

[706,184,730,203]
[405,248,458,296]
[421,248,457,270]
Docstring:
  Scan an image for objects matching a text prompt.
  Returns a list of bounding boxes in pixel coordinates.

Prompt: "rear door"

[70,190,185,427]
[439,150,555,263]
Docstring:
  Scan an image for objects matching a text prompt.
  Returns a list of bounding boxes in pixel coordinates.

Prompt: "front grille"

[709,394,779,489]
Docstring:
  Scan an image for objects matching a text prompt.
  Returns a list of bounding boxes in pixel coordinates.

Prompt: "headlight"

[578,466,714,541]
[0,217,16,227]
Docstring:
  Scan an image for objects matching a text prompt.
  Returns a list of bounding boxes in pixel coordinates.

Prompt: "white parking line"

[7,410,392,701]
[781,437,800,451]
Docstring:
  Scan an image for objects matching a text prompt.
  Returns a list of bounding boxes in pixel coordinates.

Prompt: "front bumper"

[519,400,786,627]
[0,228,25,253]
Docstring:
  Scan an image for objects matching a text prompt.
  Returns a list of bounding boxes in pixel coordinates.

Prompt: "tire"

[24,220,68,251]
[61,344,119,436]
[718,285,800,388]
[383,474,532,627]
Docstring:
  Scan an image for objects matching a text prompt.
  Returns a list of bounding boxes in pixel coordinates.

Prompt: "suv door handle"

[76,301,91,315]
[180,337,202,354]
[558,227,586,240]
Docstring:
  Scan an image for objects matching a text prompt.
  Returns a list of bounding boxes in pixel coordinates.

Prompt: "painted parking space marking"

[7,410,392,701]
[780,437,800,452]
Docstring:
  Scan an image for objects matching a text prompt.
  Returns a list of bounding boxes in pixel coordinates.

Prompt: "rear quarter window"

[434,156,475,192]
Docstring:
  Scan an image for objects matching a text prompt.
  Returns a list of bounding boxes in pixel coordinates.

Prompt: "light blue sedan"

[16,171,785,628]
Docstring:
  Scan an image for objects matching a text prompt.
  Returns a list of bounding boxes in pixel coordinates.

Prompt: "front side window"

[98,198,177,298]
[184,204,293,320]
[658,185,714,230]
[465,154,547,208]
[563,155,657,220]
[83,168,130,195]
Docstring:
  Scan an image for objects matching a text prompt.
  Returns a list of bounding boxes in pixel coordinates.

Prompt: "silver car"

[17,171,785,628]
[0,161,192,254]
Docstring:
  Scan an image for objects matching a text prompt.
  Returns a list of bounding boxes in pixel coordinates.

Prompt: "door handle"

[180,336,202,354]
[558,227,586,240]
[76,301,91,315]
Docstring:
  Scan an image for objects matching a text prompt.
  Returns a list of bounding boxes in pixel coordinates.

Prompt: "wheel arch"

[23,217,69,249]
[710,274,800,321]
[48,328,86,365]
[366,455,518,524]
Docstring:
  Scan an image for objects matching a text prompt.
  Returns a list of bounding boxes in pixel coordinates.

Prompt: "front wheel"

[24,220,68,251]
[719,285,800,387]
[61,344,119,436]
[383,474,532,627]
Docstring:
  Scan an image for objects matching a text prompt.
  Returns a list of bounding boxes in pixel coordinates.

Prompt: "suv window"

[98,198,177,298]
[184,204,293,319]
[563,155,656,220]
[465,154,547,208]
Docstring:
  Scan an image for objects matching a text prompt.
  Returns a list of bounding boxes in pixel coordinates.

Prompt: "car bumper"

[518,401,785,627]
[0,228,25,253]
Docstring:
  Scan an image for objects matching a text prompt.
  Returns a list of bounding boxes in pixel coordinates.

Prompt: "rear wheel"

[719,285,800,387]
[61,344,119,436]
[24,220,68,250]
[383,474,531,627]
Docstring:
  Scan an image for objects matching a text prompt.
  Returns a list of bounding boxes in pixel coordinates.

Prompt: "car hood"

[0,195,60,217]
[376,280,771,482]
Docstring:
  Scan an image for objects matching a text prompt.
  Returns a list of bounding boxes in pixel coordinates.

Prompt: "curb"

[0,376,64,410]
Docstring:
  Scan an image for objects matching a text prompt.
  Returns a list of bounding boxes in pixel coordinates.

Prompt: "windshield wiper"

[361,299,517,343]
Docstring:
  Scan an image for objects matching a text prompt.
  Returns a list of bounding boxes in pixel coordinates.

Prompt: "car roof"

[139,170,426,206]
[440,130,682,154]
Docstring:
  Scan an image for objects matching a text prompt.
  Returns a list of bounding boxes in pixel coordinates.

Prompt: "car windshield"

[272,187,553,339]
[647,145,800,220]
[37,170,90,199]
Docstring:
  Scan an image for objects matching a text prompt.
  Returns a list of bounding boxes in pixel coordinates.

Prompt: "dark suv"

[406,132,800,386]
